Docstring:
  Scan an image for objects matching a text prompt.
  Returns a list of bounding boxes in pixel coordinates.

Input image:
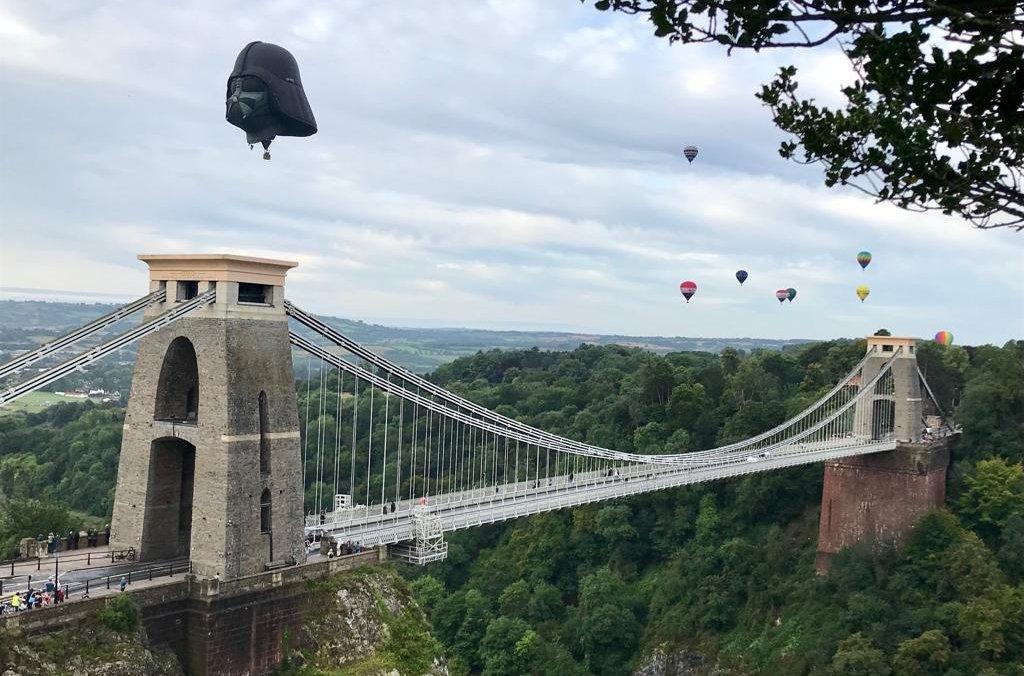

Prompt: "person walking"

[10,592,23,612]
[119,576,127,593]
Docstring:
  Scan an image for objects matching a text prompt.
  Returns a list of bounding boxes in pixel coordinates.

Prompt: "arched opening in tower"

[140,436,197,560]
[154,336,199,422]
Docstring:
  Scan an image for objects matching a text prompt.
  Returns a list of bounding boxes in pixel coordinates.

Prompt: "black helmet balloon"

[226,41,316,159]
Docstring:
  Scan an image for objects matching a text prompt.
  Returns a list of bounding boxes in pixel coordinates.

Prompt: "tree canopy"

[588,1,1024,230]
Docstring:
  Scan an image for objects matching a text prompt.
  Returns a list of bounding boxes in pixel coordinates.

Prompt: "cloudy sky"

[1,1,1021,344]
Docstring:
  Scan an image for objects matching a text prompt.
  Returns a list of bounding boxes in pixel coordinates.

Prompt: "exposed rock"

[0,622,181,676]
[633,644,736,676]
[285,566,448,676]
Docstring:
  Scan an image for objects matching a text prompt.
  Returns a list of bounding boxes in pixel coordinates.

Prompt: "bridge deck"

[311,437,899,547]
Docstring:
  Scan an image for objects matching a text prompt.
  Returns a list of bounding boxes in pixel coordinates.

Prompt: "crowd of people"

[1,577,68,614]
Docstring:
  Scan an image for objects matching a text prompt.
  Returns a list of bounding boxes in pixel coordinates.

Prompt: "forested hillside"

[0,339,1021,674]
[399,340,1024,675]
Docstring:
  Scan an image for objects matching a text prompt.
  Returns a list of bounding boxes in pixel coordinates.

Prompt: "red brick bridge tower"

[815,335,953,572]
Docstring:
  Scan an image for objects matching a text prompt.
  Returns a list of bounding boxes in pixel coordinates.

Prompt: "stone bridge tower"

[111,254,305,579]
[815,335,950,572]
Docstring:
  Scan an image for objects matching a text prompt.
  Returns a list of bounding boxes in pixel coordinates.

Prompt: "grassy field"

[0,390,86,414]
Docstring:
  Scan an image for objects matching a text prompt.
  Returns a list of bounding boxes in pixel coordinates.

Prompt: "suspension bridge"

[0,254,955,577]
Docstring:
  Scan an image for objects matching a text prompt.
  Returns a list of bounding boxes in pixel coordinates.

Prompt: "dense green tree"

[957,344,1024,463]
[479,616,532,676]
[453,589,493,671]
[0,498,81,557]
[411,575,445,616]
[830,632,890,676]
[998,513,1024,583]
[573,567,641,675]
[891,629,951,676]
[956,585,1024,661]
[956,458,1024,543]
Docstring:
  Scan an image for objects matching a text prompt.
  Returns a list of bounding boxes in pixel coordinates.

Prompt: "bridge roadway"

[309,436,899,547]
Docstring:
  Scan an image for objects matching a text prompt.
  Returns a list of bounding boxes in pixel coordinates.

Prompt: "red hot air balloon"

[775,289,788,304]
[682,146,699,163]
[679,281,697,303]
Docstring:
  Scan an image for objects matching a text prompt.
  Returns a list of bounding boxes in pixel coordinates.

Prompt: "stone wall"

[815,439,952,573]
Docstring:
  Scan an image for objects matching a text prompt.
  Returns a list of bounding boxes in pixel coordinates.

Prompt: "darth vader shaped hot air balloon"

[226,41,317,159]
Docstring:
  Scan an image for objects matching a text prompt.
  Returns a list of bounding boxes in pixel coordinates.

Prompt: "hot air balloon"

[682,146,699,163]
[934,330,954,346]
[735,270,748,285]
[786,287,797,303]
[679,280,697,303]
[856,284,870,302]
[775,289,788,304]
[856,251,872,270]
[226,41,317,160]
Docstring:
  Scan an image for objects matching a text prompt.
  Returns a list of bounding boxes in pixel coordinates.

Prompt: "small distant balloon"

[679,280,698,303]
[856,284,870,302]
[786,287,797,303]
[775,289,788,304]
[682,146,699,163]
[735,270,748,285]
[934,330,954,346]
[856,250,872,270]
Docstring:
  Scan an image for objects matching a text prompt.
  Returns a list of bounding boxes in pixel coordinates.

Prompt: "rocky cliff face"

[279,566,448,676]
[633,644,735,676]
[0,621,182,676]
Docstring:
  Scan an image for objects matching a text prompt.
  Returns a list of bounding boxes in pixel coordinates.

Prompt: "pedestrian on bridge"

[119,576,127,593]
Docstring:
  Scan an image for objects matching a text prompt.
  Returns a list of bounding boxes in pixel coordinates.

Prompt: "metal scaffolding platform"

[389,508,448,565]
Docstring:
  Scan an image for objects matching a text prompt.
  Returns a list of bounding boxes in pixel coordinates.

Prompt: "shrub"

[97,594,140,633]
